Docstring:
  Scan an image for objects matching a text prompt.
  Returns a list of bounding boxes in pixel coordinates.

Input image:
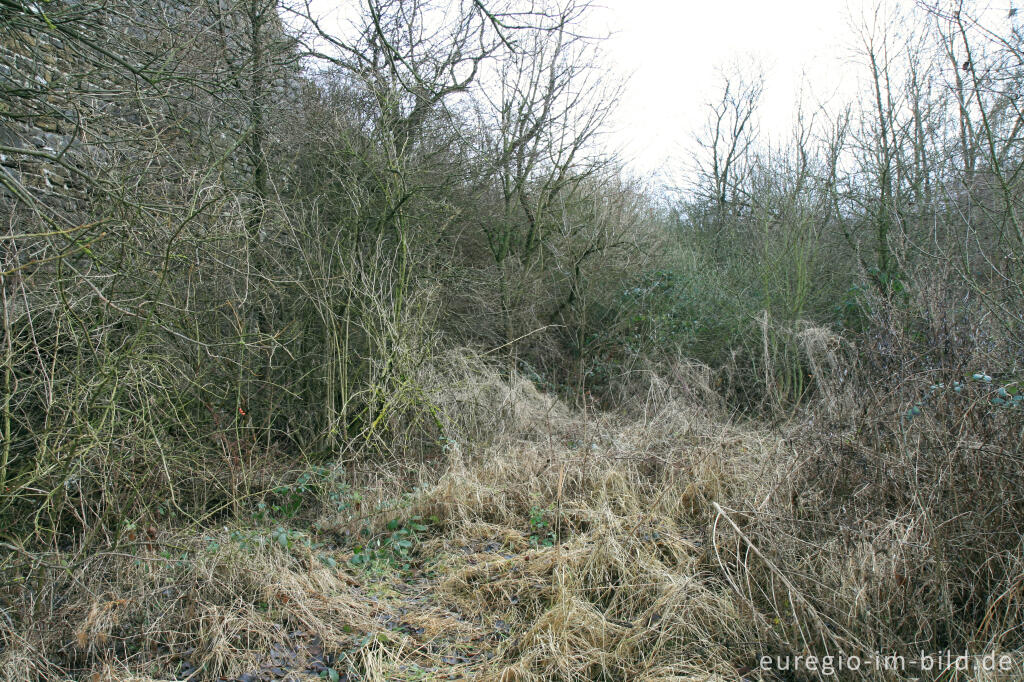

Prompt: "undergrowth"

[3,356,1023,681]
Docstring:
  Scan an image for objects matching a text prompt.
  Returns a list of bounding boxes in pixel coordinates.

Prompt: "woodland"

[1,0,1023,679]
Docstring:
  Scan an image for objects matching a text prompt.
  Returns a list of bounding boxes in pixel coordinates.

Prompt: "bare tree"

[692,64,763,232]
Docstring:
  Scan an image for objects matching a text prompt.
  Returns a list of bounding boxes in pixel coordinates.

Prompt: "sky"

[594,0,1021,178]
[591,0,864,177]
[302,0,1019,178]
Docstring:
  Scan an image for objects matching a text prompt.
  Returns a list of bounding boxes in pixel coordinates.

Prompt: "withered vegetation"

[2,0,1023,680]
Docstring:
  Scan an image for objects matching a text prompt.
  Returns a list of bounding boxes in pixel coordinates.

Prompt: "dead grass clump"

[0,637,68,682]
[1,528,378,681]
[701,342,1024,675]
[607,358,727,420]
[406,360,1024,678]
[419,349,573,445]
[508,589,629,680]
[406,402,774,680]
[414,383,772,529]
[795,323,860,422]
[10,357,1024,680]
[434,501,748,681]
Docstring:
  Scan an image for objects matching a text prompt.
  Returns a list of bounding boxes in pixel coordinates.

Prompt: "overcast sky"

[303,1,1018,178]
[594,0,1021,178]
[592,0,864,177]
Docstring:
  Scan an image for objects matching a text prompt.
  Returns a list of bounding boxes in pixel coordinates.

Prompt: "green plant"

[251,467,363,523]
[903,373,1022,420]
[348,515,431,569]
[528,505,556,547]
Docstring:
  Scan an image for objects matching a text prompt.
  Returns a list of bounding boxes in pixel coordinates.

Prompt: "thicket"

[0,0,655,540]
[1,0,1023,679]
[650,4,1024,418]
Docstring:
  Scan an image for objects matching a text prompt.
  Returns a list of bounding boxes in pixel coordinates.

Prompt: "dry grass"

[405,386,771,681]
[3,356,1023,680]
